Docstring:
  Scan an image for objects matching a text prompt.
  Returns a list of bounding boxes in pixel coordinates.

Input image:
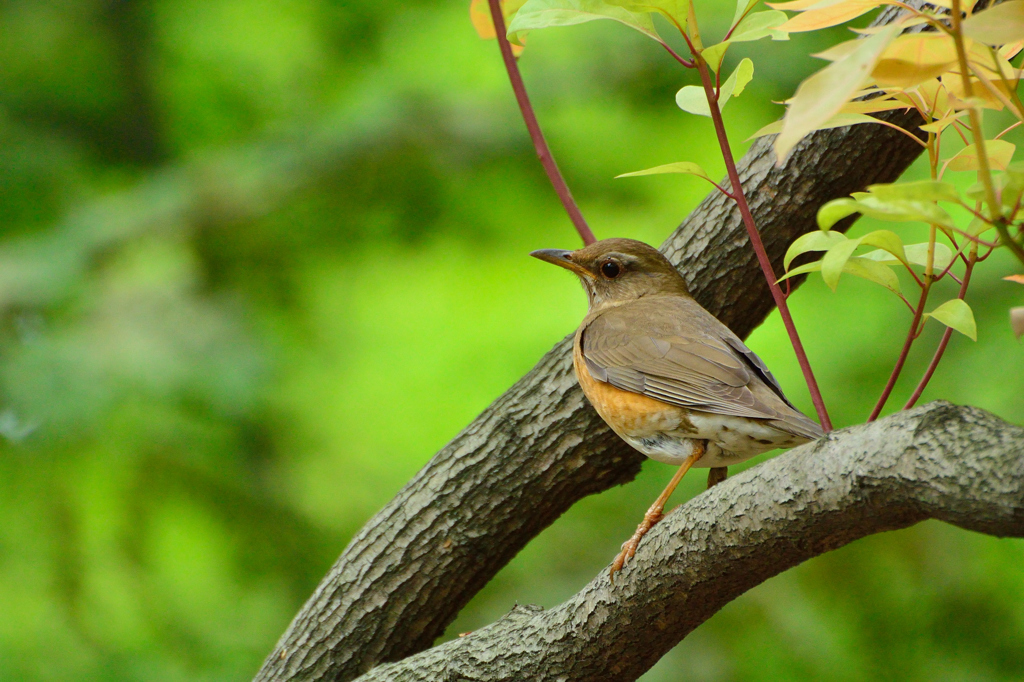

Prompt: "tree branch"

[253,100,927,681]
[354,402,1024,682]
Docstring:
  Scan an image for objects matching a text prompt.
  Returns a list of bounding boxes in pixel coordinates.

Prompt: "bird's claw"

[608,510,664,583]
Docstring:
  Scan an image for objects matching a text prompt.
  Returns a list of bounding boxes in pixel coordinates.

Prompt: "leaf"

[778,254,901,293]
[1005,274,1024,284]
[676,58,753,115]
[858,229,907,264]
[841,256,902,293]
[750,112,886,139]
[775,25,900,163]
[821,237,864,290]
[784,230,848,270]
[733,0,760,25]
[945,140,1016,172]
[506,0,662,44]
[871,34,959,88]
[616,161,712,182]
[1011,306,1024,340]
[919,111,968,133]
[731,10,790,41]
[839,98,912,115]
[863,242,954,270]
[702,42,731,72]
[865,180,960,203]
[817,196,956,229]
[924,299,977,341]
[778,0,884,33]
[962,0,1024,46]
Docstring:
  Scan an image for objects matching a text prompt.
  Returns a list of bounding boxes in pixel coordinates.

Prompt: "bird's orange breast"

[573,341,690,439]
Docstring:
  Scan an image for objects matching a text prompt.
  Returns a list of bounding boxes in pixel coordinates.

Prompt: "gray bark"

[353,402,1024,682]
[254,7,935,682]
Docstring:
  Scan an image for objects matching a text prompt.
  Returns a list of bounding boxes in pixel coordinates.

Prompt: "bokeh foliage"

[0,1,1021,681]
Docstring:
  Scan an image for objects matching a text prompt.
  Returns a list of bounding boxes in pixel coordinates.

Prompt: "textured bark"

[353,402,1024,682]
[254,11,932,682]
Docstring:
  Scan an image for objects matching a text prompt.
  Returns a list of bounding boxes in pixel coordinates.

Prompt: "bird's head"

[531,238,691,311]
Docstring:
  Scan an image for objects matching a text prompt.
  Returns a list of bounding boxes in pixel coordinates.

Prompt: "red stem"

[902,254,977,410]
[691,54,833,432]
[867,280,932,421]
[487,0,596,246]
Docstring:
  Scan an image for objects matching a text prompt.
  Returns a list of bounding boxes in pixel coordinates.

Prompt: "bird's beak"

[530,249,594,278]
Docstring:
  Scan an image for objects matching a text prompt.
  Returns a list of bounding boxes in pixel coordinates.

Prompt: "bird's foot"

[609,509,664,582]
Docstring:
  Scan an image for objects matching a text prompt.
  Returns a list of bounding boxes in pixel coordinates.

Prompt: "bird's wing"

[581,297,823,439]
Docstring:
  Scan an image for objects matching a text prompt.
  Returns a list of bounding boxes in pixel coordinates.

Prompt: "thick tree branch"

[254,111,927,682]
[355,402,1024,681]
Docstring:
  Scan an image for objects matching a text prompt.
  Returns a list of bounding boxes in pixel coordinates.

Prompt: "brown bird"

[532,238,823,580]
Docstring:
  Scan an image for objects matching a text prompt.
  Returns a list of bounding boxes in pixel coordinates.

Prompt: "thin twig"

[660,42,694,68]
[487,0,596,246]
[681,22,832,431]
[868,278,932,421]
[903,252,977,409]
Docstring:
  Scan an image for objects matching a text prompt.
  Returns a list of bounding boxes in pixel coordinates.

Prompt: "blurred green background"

[0,1,1022,680]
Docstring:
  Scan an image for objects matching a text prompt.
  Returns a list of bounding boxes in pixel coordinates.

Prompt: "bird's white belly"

[621,411,802,468]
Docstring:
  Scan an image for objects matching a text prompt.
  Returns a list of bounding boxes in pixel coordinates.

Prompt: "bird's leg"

[707,466,728,488]
[610,440,706,582]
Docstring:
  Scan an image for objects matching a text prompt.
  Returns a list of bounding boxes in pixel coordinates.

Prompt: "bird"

[531,238,824,580]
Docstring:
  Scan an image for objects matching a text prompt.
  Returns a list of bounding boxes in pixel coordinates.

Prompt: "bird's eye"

[601,261,621,279]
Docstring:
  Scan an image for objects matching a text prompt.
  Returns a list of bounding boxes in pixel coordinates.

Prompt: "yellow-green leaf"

[775,25,899,163]
[676,58,753,115]
[616,161,712,182]
[872,33,959,88]
[858,229,907,264]
[784,230,848,270]
[841,256,902,293]
[731,10,789,41]
[778,0,883,33]
[945,140,1016,172]
[702,41,731,73]
[866,180,960,203]
[506,0,661,44]
[862,242,953,270]
[821,238,863,290]
[919,111,968,133]
[924,299,977,340]
[962,0,1024,46]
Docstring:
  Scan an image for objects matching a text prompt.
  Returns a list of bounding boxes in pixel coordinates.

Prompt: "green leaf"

[946,140,1016,172]
[784,230,847,270]
[777,255,901,294]
[962,0,1024,46]
[924,299,977,341]
[858,229,907,264]
[841,256,902,294]
[731,10,789,41]
[863,242,953,271]
[702,41,731,73]
[817,198,863,230]
[616,161,712,182]
[818,196,956,229]
[865,180,960,204]
[821,238,863,290]
[732,0,760,25]
[676,58,753,116]
[775,24,900,163]
[506,0,662,44]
